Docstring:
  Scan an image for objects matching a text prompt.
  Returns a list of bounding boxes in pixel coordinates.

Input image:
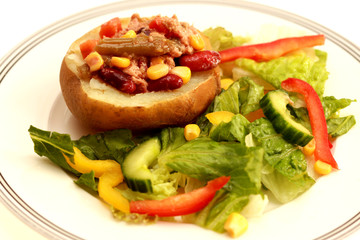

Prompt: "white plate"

[0,0,359,239]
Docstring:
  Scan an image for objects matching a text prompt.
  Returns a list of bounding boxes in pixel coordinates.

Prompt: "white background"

[0,0,359,239]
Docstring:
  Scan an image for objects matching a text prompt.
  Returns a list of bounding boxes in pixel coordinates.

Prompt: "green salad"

[29,26,356,238]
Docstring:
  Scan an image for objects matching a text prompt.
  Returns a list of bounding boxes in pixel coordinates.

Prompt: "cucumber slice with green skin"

[122,137,161,193]
[260,90,313,146]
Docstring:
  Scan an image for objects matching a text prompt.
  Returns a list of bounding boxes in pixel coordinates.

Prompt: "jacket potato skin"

[60,59,220,130]
[59,16,221,131]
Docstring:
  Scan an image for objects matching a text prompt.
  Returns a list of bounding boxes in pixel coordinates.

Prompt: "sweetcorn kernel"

[189,33,205,50]
[121,30,136,38]
[302,139,316,156]
[184,124,201,141]
[84,51,104,72]
[111,57,131,68]
[170,66,191,84]
[314,160,332,175]
[224,212,248,238]
[147,63,169,80]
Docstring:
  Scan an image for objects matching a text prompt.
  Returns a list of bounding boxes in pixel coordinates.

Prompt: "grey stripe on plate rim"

[0,0,359,239]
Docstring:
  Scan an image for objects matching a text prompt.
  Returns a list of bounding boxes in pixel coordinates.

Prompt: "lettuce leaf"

[74,129,135,164]
[238,77,265,115]
[213,80,241,114]
[159,127,187,156]
[28,125,78,175]
[248,118,315,203]
[286,96,356,138]
[202,27,249,51]
[212,77,264,115]
[29,126,136,192]
[188,190,249,233]
[160,138,263,196]
[327,115,356,138]
[236,50,329,96]
[322,96,356,119]
[160,135,263,233]
[209,114,250,144]
[75,171,98,192]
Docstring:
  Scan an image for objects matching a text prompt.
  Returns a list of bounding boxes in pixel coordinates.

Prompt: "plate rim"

[0,0,359,239]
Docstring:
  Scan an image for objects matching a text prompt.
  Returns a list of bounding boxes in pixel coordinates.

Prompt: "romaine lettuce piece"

[189,190,249,233]
[236,50,329,96]
[213,80,241,114]
[286,96,356,138]
[238,77,265,115]
[209,114,250,144]
[322,96,356,119]
[197,77,264,137]
[159,127,187,155]
[212,77,264,115]
[202,27,249,51]
[248,118,315,203]
[160,138,263,196]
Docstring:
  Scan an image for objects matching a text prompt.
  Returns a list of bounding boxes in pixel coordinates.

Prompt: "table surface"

[0,0,359,239]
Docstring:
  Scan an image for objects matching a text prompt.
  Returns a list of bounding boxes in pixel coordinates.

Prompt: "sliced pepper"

[129,176,230,217]
[65,147,130,212]
[281,78,338,169]
[219,34,325,63]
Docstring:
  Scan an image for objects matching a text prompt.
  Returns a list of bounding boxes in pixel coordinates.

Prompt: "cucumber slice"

[122,137,161,193]
[260,90,313,146]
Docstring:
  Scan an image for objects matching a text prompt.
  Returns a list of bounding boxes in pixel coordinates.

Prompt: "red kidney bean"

[99,67,136,94]
[178,50,221,71]
[147,74,183,92]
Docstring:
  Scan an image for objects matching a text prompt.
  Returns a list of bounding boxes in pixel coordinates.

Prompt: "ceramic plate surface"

[0,0,359,239]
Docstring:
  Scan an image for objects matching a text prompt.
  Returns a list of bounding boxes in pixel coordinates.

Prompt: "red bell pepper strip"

[130,176,230,217]
[219,34,325,63]
[281,78,338,169]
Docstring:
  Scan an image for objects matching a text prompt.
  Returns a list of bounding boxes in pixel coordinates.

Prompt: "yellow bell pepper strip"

[65,147,130,212]
[129,176,230,217]
[281,78,338,169]
[205,111,235,125]
[219,34,325,63]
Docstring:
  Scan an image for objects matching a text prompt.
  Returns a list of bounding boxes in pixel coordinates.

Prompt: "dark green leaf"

[74,129,135,164]
[28,125,78,175]
[75,171,98,192]
[327,115,356,138]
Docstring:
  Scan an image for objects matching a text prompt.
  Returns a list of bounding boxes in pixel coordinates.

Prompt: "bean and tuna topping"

[80,14,221,94]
